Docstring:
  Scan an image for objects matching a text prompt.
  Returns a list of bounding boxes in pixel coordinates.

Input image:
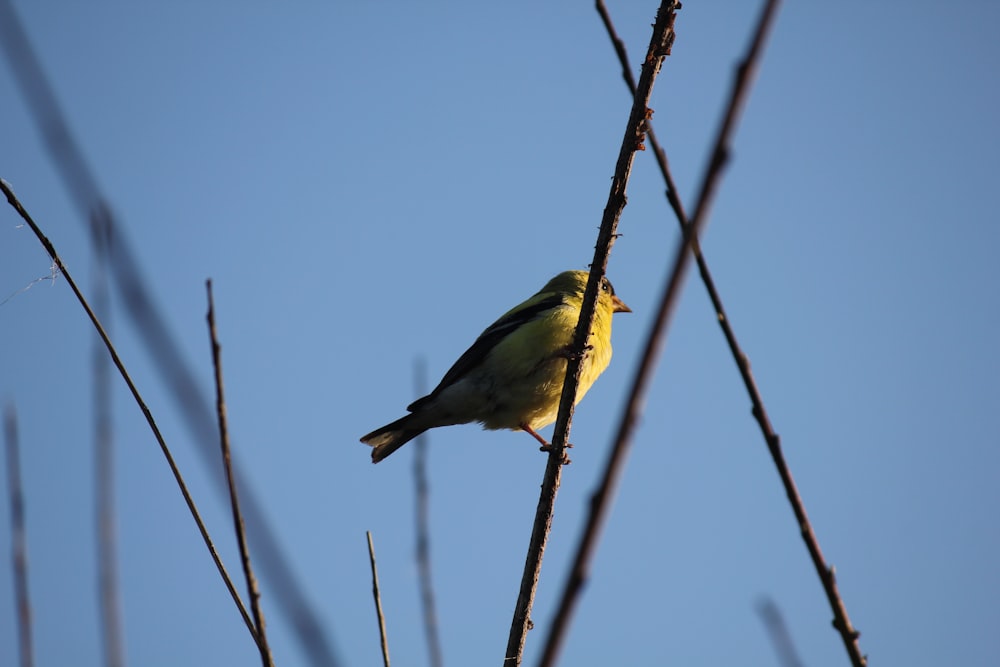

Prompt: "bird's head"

[545,270,632,314]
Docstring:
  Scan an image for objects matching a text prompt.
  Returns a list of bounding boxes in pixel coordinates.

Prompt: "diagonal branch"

[503,3,680,666]
[0,179,264,655]
[534,2,783,665]
[596,0,690,236]
[596,2,867,665]
[366,532,392,667]
[207,280,275,667]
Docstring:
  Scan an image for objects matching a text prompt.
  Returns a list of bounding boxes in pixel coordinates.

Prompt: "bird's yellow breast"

[474,300,615,431]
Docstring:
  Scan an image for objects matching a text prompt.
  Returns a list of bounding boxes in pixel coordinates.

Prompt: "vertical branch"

[503,3,680,666]
[4,403,34,667]
[0,179,262,651]
[535,2,783,666]
[412,360,444,667]
[366,532,391,667]
[91,204,126,667]
[206,280,274,667]
[597,3,867,665]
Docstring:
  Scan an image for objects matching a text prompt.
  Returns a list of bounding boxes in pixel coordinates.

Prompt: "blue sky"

[2,2,999,666]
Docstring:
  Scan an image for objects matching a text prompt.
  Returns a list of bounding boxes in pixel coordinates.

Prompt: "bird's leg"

[520,423,550,447]
[520,424,572,465]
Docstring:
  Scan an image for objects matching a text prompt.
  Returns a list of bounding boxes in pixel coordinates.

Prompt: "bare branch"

[503,3,680,666]
[597,2,867,664]
[0,179,263,653]
[4,403,34,667]
[596,0,690,238]
[207,280,275,667]
[535,2,783,665]
[366,532,391,667]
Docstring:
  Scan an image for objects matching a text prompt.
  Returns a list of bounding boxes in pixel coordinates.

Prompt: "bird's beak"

[612,295,632,313]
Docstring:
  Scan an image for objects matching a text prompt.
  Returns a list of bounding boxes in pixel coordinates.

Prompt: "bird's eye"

[601,279,609,292]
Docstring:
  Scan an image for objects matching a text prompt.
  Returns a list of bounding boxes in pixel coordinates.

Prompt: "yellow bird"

[361,270,631,463]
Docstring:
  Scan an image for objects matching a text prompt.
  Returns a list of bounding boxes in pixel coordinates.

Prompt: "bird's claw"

[538,440,573,450]
[522,423,572,463]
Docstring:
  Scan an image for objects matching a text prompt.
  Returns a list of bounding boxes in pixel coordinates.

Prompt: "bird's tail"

[361,414,428,463]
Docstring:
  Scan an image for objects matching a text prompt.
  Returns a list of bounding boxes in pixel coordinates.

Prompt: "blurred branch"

[535,2,782,665]
[4,403,34,667]
[0,5,341,664]
[412,359,444,667]
[0,179,263,654]
[207,281,274,667]
[757,598,805,667]
[503,3,679,666]
[597,2,867,665]
[366,532,392,667]
[91,204,126,667]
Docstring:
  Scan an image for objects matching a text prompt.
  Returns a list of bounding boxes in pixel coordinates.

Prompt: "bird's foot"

[521,424,572,464]
[537,441,574,449]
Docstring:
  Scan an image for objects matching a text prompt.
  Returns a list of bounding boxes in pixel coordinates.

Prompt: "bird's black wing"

[407,293,566,412]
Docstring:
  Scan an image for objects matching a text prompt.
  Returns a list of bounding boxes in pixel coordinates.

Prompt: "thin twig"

[0,6,340,663]
[366,532,391,667]
[757,598,805,667]
[597,2,867,665]
[0,179,263,653]
[596,0,690,240]
[535,3,782,666]
[412,359,444,667]
[90,204,126,667]
[503,4,680,666]
[207,280,275,667]
[4,403,34,667]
